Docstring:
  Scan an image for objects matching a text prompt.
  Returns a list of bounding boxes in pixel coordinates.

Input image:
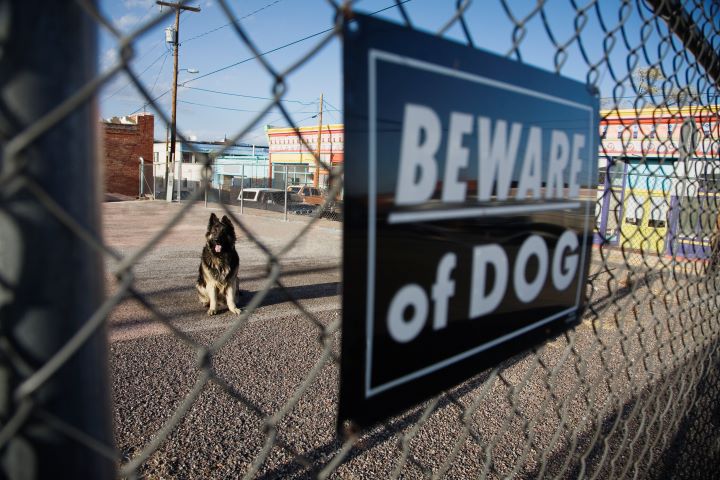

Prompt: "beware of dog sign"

[340,14,598,431]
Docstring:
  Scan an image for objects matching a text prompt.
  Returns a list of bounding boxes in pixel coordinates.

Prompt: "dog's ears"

[221,215,236,240]
[208,213,219,230]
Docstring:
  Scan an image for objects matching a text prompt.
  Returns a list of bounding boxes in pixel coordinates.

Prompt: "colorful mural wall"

[596,106,720,258]
[265,123,344,188]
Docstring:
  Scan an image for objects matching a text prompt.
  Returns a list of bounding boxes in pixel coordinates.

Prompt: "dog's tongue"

[214,244,222,253]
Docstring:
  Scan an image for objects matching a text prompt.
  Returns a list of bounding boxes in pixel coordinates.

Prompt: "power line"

[253,104,325,132]
[103,50,170,101]
[271,113,318,126]
[177,99,334,114]
[135,90,170,114]
[322,98,341,112]
[100,1,170,102]
[184,28,333,85]
[139,0,157,23]
[181,85,316,105]
[105,3,187,109]
[149,50,170,97]
[129,0,413,114]
[178,99,274,112]
[322,97,342,123]
[183,0,285,44]
[230,100,335,143]
[241,112,320,144]
[183,0,413,85]
[282,113,318,125]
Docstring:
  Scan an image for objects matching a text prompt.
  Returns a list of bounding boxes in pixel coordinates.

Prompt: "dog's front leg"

[226,281,241,314]
[207,285,218,315]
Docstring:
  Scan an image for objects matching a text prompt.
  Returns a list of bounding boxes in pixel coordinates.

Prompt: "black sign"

[340,14,598,431]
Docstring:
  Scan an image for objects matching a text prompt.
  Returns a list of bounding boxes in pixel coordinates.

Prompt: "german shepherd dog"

[196,213,242,315]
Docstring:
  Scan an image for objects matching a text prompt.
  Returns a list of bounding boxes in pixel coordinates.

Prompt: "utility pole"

[314,93,323,188]
[157,1,200,201]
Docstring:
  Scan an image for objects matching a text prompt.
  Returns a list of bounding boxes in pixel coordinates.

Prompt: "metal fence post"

[284,165,289,221]
[139,157,144,198]
[203,157,209,209]
[0,1,114,478]
[165,155,174,202]
[240,164,244,215]
[152,162,156,200]
[175,159,182,202]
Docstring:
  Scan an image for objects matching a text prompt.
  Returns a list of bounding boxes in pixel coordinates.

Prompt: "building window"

[649,124,656,139]
[678,195,718,240]
[647,196,668,228]
[617,126,624,139]
[598,166,607,186]
[632,124,639,139]
[601,124,608,138]
[609,160,626,188]
[667,123,675,139]
[703,122,711,136]
[699,166,720,192]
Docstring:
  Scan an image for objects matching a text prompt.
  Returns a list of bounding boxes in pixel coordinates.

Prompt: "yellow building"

[597,105,719,256]
[265,123,344,188]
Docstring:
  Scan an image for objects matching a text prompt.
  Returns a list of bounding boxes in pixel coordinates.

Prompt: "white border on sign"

[387,202,582,224]
[365,48,595,398]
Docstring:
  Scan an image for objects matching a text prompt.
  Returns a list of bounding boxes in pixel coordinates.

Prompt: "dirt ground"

[104,200,341,342]
[104,200,719,479]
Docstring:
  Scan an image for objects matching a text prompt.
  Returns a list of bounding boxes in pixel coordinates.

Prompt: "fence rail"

[2,0,720,478]
[139,162,343,222]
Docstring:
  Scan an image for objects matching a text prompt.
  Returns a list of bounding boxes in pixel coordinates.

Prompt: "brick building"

[102,113,154,197]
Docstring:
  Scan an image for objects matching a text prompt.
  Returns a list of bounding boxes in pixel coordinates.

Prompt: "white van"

[238,188,284,205]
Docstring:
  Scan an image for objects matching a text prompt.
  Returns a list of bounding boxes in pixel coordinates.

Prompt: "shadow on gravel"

[138,282,340,307]
[110,281,341,329]
[255,355,528,480]
[255,269,716,479]
[584,268,664,318]
[257,340,720,480]
[251,281,340,308]
[521,347,720,480]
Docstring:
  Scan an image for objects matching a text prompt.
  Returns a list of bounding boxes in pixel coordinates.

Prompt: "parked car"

[287,185,324,206]
[238,188,285,209]
[286,185,302,196]
[290,203,318,216]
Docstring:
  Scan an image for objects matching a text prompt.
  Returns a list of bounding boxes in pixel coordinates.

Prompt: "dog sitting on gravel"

[196,213,242,315]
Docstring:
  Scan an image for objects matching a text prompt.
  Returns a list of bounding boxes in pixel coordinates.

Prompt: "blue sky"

[97,0,706,146]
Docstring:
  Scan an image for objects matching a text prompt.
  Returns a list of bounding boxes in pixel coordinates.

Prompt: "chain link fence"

[141,162,343,221]
[2,0,720,478]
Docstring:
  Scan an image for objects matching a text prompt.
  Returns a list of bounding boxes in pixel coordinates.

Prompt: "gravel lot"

[105,201,720,479]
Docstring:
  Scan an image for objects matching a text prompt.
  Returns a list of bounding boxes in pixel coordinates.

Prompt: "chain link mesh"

[2,0,720,478]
